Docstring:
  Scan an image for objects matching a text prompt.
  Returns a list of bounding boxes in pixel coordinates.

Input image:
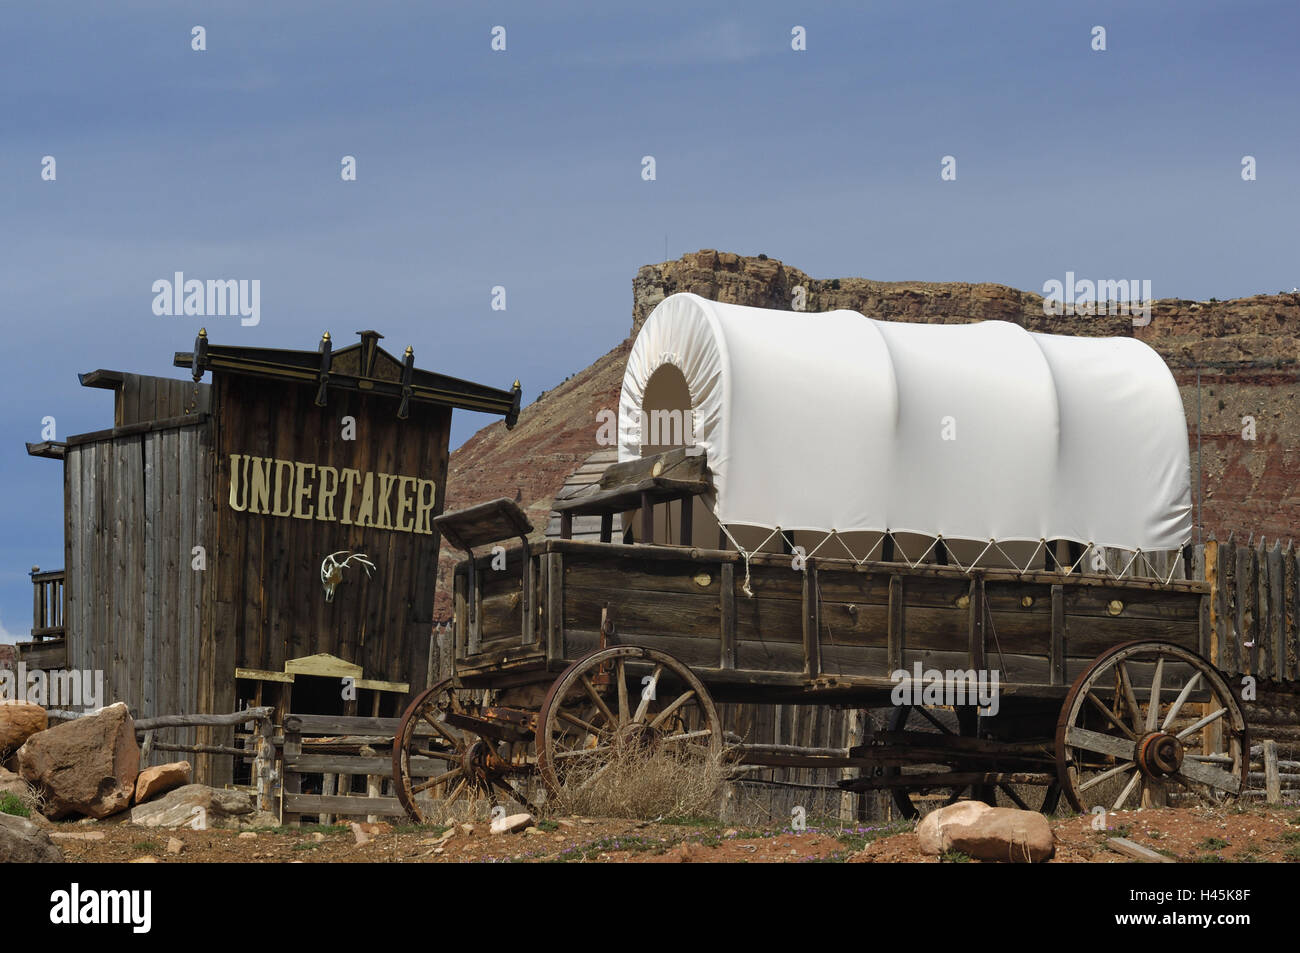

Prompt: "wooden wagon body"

[390,450,1246,823]
[452,536,1208,710]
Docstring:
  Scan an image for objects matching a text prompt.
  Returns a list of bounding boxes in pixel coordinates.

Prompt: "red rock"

[17,702,139,819]
[134,761,191,803]
[0,703,47,753]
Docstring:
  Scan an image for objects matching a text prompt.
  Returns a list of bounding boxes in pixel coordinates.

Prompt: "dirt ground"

[35,801,1300,863]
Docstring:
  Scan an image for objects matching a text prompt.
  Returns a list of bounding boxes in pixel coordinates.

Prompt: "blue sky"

[1,1,1296,640]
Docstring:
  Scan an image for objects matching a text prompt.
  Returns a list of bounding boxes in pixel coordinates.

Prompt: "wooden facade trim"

[25,441,66,460]
[175,329,522,425]
[63,414,209,448]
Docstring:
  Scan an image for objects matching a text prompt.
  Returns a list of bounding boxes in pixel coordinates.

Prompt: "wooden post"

[967,575,986,671]
[255,715,275,814]
[522,553,536,646]
[1049,584,1066,686]
[545,553,564,665]
[1264,739,1282,805]
[719,562,736,670]
[283,721,302,828]
[559,511,572,540]
[640,491,653,544]
[599,512,612,544]
[887,575,905,673]
[319,773,336,825]
[802,562,820,678]
[366,775,381,824]
[679,497,692,547]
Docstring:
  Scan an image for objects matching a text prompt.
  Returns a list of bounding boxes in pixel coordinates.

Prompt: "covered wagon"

[393,293,1247,821]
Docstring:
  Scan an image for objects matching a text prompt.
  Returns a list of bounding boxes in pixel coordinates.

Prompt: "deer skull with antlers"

[320,551,376,603]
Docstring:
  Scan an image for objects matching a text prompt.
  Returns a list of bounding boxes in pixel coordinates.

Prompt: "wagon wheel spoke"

[1111,769,1142,811]
[1175,707,1226,741]
[553,745,614,760]
[648,690,696,730]
[1086,691,1137,740]
[443,778,468,806]
[415,747,460,761]
[1176,755,1243,794]
[1076,761,1136,794]
[1145,658,1165,733]
[632,665,664,724]
[1064,726,1137,761]
[1116,662,1142,730]
[915,706,952,734]
[422,711,462,749]
[579,674,618,728]
[941,785,972,807]
[616,658,630,727]
[658,728,715,745]
[411,766,463,796]
[1162,673,1202,731]
[558,709,608,738]
[998,784,1030,811]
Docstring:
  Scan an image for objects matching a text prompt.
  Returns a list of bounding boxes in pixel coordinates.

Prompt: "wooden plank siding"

[62,420,211,770]
[204,375,451,781]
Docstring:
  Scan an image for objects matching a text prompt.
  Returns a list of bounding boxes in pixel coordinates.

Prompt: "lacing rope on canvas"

[716,523,1186,591]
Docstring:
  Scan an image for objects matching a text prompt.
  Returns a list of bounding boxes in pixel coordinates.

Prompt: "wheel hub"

[462,739,497,787]
[1136,730,1184,778]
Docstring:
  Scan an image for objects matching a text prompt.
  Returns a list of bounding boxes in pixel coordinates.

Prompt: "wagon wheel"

[884,706,1061,818]
[1056,640,1248,814]
[535,646,723,798]
[392,680,531,823]
[886,705,981,819]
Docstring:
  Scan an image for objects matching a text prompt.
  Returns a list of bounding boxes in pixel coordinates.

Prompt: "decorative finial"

[513,379,521,389]
[404,345,413,357]
[322,331,331,342]
[198,328,207,338]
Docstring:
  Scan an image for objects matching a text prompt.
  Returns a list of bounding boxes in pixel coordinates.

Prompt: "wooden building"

[24,329,519,783]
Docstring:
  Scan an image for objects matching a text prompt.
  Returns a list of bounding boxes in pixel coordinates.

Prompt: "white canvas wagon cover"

[618,293,1193,554]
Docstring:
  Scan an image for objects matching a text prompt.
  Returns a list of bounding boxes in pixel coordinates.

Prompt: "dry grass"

[547,742,731,820]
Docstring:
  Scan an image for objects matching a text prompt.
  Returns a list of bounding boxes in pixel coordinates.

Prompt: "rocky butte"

[435,250,1299,618]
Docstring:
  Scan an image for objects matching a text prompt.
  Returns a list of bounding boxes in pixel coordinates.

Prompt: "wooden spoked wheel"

[885,705,1061,818]
[392,680,531,823]
[535,646,723,797]
[1056,641,1248,813]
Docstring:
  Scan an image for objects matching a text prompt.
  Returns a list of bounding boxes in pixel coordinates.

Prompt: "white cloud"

[0,616,25,645]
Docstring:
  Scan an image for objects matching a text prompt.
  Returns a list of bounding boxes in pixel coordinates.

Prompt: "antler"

[320,551,376,602]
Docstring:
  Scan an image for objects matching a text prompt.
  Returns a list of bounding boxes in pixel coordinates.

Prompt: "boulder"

[0,811,63,863]
[134,761,192,803]
[0,703,47,752]
[917,801,1054,863]
[129,784,253,829]
[489,812,535,835]
[17,702,139,819]
[0,765,32,801]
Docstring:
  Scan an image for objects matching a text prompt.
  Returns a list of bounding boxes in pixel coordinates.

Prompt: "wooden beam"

[1105,837,1176,863]
[720,562,736,670]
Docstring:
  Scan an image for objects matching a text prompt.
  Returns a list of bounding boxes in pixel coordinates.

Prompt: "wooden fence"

[1204,535,1299,682]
